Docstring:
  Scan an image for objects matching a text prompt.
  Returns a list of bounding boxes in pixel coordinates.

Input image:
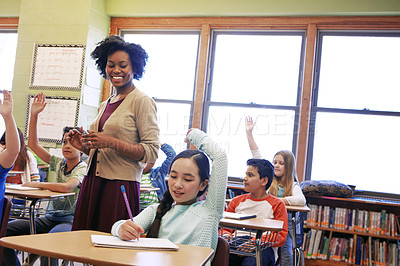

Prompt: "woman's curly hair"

[90,35,148,80]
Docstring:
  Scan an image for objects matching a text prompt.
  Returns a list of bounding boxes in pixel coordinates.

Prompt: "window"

[0,30,18,135]
[204,31,305,178]
[122,31,200,162]
[306,31,400,195]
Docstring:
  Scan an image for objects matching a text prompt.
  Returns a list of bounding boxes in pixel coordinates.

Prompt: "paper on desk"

[91,235,179,251]
[223,212,257,220]
[6,184,42,191]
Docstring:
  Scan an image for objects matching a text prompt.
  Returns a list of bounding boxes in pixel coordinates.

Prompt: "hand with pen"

[118,220,145,241]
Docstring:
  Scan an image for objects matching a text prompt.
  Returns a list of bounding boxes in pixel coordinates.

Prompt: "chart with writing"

[25,95,80,143]
[30,44,85,90]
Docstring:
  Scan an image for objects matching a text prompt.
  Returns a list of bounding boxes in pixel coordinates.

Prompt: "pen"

[120,185,138,241]
[120,185,134,221]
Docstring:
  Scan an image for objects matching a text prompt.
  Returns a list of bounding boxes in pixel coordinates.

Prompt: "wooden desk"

[286,205,310,266]
[0,230,214,266]
[5,189,75,234]
[219,217,283,266]
[6,171,25,177]
[140,187,160,192]
[227,181,244,190]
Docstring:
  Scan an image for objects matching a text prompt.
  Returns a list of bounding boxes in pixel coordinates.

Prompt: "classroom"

[0,0,400,265]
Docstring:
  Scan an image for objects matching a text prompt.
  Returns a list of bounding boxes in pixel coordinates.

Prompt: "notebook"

[91,235,179,251]
[6,184,42,191]
[223,212,257,220]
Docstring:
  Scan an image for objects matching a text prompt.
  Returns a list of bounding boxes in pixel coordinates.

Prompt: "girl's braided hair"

[146,149,210,238]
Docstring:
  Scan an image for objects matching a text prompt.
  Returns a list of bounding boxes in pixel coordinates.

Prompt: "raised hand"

[0,90,13,117]
[245,116,255,134]
[31,92,47,116]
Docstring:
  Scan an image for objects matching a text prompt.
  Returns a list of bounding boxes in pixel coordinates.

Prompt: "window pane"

[210,33,303,106]
[318,35,400,112]
[123,32,199,100]
[154,102,191,166]
[311,113,400,194]
[207,106,295,178]
[0,32,17,135]
[0,32,17,91]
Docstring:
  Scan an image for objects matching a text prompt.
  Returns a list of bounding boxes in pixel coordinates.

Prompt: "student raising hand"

[0,90,20,168]
[30,92,47,116]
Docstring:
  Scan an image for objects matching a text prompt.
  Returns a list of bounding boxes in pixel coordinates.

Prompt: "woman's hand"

[118,220,145,241]
[81,131,113,150]
[31,92,47,116]
[67,128,85,151]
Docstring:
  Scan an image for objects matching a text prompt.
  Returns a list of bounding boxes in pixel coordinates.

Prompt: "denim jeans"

[229,247,275,266]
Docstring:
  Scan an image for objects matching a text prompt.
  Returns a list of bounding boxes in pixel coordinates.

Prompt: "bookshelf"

[303,195,400,265]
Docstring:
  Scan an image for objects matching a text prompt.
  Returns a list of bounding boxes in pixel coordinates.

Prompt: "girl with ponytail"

[111,129,227,262]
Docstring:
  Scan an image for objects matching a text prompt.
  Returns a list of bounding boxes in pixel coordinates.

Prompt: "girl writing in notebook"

[111,129,227,264]
[245,115,306,266]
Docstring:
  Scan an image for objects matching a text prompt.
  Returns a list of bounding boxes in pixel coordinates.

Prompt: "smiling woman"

[67,35,160,233]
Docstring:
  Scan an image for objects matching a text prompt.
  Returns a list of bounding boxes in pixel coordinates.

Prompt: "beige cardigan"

[86,88,160,182]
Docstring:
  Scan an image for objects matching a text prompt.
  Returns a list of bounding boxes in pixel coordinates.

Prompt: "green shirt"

[46,155,87,218]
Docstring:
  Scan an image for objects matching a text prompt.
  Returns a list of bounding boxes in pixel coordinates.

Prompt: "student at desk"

[0,128,40,184]
[139,143,176,209]
[1,93,87,266]
[222,159,288,266]
[112,129,227,266]
[245,116,306,266]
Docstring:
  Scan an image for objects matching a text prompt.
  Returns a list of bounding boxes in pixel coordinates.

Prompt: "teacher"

[69,35,160,232]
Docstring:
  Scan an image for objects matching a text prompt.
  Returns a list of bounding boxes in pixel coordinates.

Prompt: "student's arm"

[284,182,306,206]
[186,129,227,214]
[269,198,288,247]
[0,90,20,168]
[27,151,40,181]
[111,204,156,239]
[158,143,176,177]
[27,93,51,164]
[245,116,262,159]
[23,178,80,193]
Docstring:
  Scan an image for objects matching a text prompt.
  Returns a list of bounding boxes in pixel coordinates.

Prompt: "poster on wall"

[29,44,85,90]
[25,95,80,143]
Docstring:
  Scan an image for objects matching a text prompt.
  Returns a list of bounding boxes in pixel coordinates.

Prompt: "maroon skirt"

[71,163,140,233]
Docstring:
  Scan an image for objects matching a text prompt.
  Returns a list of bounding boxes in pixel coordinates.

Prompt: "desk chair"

[211,237,230,266]
[0,197,12,262]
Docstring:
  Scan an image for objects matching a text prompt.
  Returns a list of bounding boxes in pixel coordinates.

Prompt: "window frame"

[305,29,400,181]
[109,16,400,183]
[202,29,307,157]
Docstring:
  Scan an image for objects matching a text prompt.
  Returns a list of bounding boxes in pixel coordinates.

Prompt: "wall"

[1,0,109,134]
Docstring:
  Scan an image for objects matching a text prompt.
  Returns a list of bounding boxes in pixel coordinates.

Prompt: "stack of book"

[305,204,400,236]
[302,229,400,265]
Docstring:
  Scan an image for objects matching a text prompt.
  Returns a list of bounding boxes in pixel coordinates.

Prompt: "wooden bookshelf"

[303,195,400,265]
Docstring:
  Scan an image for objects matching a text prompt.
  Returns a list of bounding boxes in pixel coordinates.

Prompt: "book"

[223,212,256,220]
[91,235,179,251]
[6,184,42,191]
[311,230,323,259]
